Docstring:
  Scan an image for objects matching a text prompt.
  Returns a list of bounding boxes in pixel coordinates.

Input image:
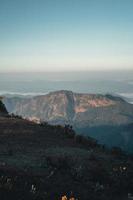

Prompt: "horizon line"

[0,69,133,74]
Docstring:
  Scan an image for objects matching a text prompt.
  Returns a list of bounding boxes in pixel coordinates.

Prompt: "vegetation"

[0,100,133,200]
[0,98,8,114]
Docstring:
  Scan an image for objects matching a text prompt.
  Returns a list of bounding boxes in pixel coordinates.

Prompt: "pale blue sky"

[0,0,133,72]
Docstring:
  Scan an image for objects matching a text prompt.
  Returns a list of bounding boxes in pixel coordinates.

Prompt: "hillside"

[3,90,133,152]
[0,99,133,200]
[0,97,8,116]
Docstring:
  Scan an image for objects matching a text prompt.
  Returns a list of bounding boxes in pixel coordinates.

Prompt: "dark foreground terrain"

[0,99,133,200]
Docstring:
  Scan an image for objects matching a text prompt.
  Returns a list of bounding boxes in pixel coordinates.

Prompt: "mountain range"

[3,90,133,152]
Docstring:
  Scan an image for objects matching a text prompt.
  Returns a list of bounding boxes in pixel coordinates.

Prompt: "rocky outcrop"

[0,97,8,116]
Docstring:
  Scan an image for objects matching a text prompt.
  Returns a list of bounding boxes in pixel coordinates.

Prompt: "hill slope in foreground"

[0,99,133,200]
[3,90,133,152]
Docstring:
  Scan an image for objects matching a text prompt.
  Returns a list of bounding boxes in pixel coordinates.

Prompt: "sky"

[0,0,133,72]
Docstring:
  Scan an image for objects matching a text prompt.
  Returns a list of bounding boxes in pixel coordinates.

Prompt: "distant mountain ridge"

[3,90,133,124]
[3,90,133,152]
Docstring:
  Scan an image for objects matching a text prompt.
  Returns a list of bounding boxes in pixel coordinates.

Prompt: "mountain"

[0,98,133,200]
[3,90,133,125]
[3,90,133,152]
